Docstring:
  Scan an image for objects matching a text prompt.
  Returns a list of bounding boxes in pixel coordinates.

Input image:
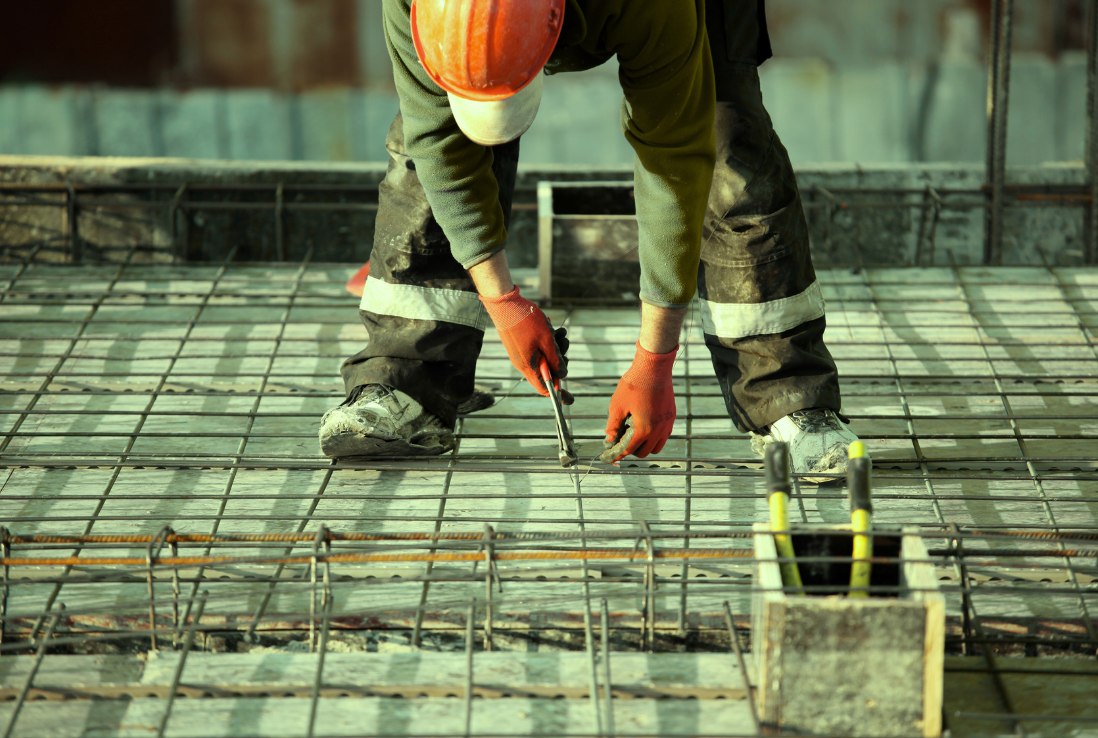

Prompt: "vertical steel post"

[65,181,81,263]
[1087,0,1098,264]
[274,182,286,262]
[169,184,187,263]
[984,0,1015,265]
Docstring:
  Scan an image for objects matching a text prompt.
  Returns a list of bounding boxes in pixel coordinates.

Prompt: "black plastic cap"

[764,442,792,499]
[847,456,873,513]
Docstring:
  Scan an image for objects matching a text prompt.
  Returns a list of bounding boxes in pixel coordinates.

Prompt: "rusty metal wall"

[1,1,1087,91]
[170,0,1090,89]
[176,0,375,91]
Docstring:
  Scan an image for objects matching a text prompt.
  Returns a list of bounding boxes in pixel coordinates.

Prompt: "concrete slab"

[0,264,1095,678]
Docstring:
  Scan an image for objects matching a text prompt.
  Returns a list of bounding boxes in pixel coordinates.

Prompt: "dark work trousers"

[339,112,519,428]
[699,0,841,432]
[340,0,841,433]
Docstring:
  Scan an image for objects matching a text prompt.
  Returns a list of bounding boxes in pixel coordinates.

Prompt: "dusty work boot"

[750,409,859,484]
[319,384,455,458]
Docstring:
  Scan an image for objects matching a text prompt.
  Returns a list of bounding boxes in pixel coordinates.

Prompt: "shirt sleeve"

[617,0,716,308]
[382,0,509,270]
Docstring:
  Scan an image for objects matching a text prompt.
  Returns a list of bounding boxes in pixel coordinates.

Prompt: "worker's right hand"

[480,286,572,403]
[601,342,677,464]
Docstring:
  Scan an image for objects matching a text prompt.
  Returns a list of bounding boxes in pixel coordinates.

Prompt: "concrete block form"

[537,180,639,301]
[752,524,945,737]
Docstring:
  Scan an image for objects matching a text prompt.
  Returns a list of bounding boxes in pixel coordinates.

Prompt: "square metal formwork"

[1,254,1097,737]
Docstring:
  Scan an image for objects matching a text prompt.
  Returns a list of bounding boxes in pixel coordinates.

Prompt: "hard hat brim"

[448,72,543,146]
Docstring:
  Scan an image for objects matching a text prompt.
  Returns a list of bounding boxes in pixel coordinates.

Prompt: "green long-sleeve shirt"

[383,0,716,308]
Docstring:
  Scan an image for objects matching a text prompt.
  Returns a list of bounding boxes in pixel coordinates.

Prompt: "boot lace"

[341,383,393,408]
[788,408,841,434]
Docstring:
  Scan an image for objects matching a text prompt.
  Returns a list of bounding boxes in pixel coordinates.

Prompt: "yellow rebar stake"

[847,441,873,598]
[764,443,803,591]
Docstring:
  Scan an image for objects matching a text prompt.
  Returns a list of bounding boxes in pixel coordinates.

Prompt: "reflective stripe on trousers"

[359,276,490,332]
[699,280,825,340]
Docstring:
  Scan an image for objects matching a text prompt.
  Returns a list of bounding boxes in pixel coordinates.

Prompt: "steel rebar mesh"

[1,246,1097,737]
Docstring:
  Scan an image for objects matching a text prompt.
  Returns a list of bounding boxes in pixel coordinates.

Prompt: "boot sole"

[320,432,453,459]
[456,386,495,415]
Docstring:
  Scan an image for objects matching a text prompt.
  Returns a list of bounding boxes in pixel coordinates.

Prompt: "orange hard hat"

[410,0,565,102]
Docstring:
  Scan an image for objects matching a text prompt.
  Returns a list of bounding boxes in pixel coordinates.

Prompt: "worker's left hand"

[602,342,677,464]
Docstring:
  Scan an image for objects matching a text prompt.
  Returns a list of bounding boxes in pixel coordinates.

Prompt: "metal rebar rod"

[169,183,187,262]
[482,524,495,651]
[581,575,604,738]
[156,593,206,738]
[16,251,141,644]
[558,350,605,738]
[0,549,759,573]
[306,579,332,738]
[960,264,1098,651]
[984,0,1015,266]
[951,529,1023,735]
[8,526,1098,547]
[414,423,467,648]
[145,526,173,652]
[463,598,475,738]
[677,339,693,634]
[600,598,615,738]
[64,181,80,262]
[0,527,8,647]
[723,602,759,737]
[1088,0,1098,264]
[1,606,63,738]
[243,466,335,643]
[178,249,313,630]
[274,182,286,261]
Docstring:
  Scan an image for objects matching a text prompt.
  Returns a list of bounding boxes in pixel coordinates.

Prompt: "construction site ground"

[1,260,1097,737]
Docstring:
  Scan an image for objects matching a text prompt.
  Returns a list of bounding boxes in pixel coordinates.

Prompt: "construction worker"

[319,0,859,480]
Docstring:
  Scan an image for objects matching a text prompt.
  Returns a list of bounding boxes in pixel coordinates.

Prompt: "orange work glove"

[480,286,572,402]
[602,342,677,464]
